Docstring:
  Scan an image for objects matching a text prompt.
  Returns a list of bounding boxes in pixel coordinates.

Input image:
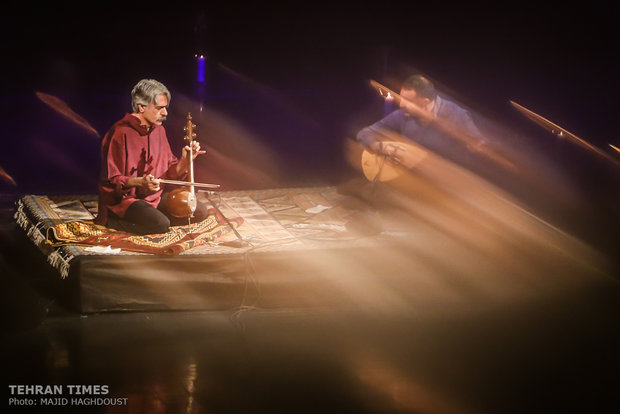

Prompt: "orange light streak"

[510,100,620,168]
[35,91,100,137]
[0,165,16,186]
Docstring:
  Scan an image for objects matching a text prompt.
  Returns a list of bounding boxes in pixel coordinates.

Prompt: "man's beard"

[157,116,167,122]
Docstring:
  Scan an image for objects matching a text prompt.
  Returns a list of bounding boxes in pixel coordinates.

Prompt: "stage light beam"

[0,165,17,186]
[35,92,100,137]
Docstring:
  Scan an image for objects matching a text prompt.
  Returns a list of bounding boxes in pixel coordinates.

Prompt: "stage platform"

[13,186,387,313]
[13,168,617,316]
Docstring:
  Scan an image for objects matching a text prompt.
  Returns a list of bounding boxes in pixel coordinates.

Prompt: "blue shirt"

[356,96,485,165]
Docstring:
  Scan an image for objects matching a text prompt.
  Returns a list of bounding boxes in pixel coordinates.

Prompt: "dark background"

[0,2,618,195]
[1,5,619,413]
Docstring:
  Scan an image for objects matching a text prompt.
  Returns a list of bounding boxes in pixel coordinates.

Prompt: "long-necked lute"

[164,113,218,218]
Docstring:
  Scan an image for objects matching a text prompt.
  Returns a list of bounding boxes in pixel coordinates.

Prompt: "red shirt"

[94,114,185,225]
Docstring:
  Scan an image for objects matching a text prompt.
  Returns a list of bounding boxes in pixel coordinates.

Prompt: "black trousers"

[107,193,209,235]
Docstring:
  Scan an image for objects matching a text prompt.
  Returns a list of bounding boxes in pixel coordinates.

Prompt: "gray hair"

[131,79,171,112]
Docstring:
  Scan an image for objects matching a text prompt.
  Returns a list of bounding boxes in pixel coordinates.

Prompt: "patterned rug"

[46,208,243,255]
[14,188,367,278]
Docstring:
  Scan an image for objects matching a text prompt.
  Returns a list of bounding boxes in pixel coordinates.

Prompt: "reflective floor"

[2,189,620,414]
[4,287,620,413]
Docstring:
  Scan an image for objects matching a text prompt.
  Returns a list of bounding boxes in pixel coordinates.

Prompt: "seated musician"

[339,74,490,233]
[356,73,486,169]
[94,79,208,235]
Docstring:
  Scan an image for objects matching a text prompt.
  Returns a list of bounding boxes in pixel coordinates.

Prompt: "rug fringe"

[47,250,73,279]
[15,198,73,278]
